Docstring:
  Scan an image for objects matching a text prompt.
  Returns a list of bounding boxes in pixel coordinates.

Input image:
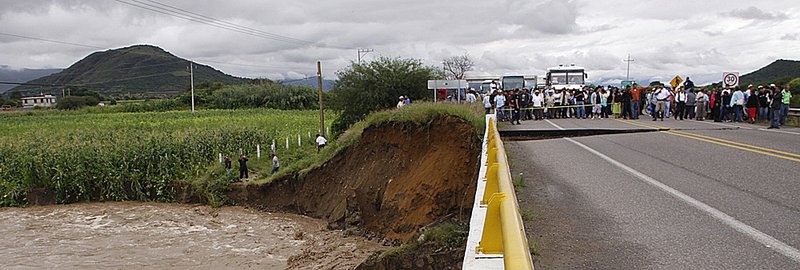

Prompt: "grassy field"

[0,108,333,206]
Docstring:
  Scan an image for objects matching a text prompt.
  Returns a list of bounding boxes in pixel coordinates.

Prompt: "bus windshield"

[502,77,524,90]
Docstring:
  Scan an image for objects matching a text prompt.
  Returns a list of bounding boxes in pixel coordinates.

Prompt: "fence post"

[218,153,222,163]
[286,137,289,149]
[257,144,261,159]
[298,134,301,146]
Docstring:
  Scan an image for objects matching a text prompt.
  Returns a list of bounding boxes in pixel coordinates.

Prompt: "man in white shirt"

[494,91,506,121]
[675,87,687,120]
[654,87,670,121]
[315,134,327,153]
[466,91,477,104]
[271,155,280,174]
[531,89,544,120]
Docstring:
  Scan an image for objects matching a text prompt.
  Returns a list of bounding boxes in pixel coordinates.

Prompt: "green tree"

[56,96,100,110]
[329,57,439,135]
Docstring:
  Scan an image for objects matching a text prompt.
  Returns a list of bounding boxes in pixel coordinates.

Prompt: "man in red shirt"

[630,86,642,119]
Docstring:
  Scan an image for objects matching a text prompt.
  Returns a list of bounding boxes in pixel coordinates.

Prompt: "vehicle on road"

[547,64,587,90]
[502,75,525,90]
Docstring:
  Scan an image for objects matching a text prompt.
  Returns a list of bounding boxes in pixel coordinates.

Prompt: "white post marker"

[257,144,261,159]
[286,137,289,149]
[272,139,276,153]
[298,134,301,146]
[218,153,222,163]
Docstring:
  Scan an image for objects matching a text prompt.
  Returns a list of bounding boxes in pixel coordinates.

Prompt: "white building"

[21,94,57,108]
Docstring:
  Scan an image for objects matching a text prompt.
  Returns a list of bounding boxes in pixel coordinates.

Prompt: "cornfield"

[0,108,332,206]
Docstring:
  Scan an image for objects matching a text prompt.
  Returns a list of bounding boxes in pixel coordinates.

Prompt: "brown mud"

[228,115,481,243]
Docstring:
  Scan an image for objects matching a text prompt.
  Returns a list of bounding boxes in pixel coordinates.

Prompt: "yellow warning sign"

[670,75,683,88]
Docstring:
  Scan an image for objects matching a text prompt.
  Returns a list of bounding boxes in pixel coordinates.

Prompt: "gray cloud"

[507,0,579,34]
[723,6,788,21]
[0,0,799,85]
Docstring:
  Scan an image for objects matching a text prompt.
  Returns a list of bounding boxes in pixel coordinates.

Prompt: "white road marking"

[759,128,800,136]
[544,119,566,130]
[695,120,754,130]
[564,137,800,263]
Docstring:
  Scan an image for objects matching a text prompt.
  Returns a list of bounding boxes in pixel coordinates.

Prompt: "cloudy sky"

[1,0,798,85]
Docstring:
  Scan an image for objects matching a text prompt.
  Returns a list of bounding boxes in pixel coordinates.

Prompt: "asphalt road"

[504,116,800,269]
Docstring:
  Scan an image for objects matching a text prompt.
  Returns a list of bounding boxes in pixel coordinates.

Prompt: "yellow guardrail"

[476,118,534,270]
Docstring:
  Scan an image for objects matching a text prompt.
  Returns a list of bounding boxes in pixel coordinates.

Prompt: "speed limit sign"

[723,72,739,88]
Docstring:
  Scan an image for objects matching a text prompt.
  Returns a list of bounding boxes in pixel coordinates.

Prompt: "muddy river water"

[0,202,382,270]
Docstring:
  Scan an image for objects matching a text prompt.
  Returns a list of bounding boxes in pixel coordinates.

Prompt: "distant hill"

[7,45,245,98]
[282,78,335,92]
[0,66,61,93]
[740,59,800,86]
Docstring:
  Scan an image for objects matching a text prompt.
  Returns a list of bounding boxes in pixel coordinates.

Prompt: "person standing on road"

[685,89,697,120]
[483,93,493,114]
[746,89,759,123]
[695,89,707,121]
[719,88,731,122]
[758,86,769,120]
[575,88,586,119]
[730,87,745,123]
[780,85,792,126]
[553,89,563,119]
[545,91,556,119]
[769,88,783,129]
[494,90,507,122]
[630,86,642,119]
[654,86,669,121]
[621,87,632,119]
[238,154,249,179]
[532,89,544,120]
[510,89,522,125]
[520,88,532,120]
[675,87,687,120]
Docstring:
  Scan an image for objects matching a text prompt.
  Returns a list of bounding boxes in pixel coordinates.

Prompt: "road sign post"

[723,72,739,88]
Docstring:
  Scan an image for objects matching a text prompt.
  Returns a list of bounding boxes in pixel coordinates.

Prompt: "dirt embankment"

[228,115,481,243]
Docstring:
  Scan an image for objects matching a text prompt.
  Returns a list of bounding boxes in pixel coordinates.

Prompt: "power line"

[139,0,328,47]
[0,32,104,50]
[115,0,349,50]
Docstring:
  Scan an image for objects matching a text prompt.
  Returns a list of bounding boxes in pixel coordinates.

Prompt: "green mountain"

[739,59,800,86]
[7,45,245,98]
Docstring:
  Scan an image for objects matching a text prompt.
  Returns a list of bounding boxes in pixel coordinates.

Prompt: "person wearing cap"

[653,86,669,121]
[695,89,707,121]
[397,96,405,109]
[768,86,783,129]
[780,85,792,126]
[675,87,687,120]
[532,89,544,120]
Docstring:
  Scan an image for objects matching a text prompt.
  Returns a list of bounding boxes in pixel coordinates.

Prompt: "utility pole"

[317,61,325,137]
[357,48,373,63]
[189,63,195,113]
[624,54,635,82]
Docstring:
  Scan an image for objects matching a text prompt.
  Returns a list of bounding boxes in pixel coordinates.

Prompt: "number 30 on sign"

[723,72,739,88]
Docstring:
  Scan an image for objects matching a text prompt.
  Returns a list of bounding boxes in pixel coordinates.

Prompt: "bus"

[546,64,587,90]
[501,75,525,91]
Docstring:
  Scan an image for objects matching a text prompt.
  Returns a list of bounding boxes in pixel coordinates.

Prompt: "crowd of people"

[479,82,793,129]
